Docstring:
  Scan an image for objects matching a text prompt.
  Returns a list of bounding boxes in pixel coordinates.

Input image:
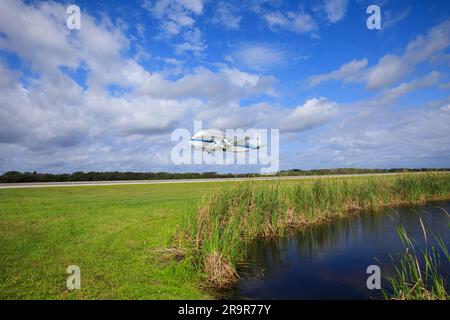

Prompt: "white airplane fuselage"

[189,130,260,153]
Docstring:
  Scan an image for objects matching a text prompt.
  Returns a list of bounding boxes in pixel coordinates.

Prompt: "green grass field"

[0,182,227,299]
[1,173,449,299]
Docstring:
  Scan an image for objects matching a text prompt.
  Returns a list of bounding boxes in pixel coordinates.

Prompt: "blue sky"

[0,0,450,173]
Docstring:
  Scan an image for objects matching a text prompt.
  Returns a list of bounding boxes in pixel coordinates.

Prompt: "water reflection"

[227,201,450,299]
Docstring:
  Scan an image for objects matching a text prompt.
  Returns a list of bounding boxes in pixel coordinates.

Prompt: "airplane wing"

[204,143,216,153]
[213,139,226,149]
[225,137,248,147]
[225,132,265,149]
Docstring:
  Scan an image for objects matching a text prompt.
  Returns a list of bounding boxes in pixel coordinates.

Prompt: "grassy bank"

[0,182,227,299]
[1,173,449,299]
[185,173,450,287]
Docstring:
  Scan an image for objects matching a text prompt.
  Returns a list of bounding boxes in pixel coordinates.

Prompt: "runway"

[0,172,419,189]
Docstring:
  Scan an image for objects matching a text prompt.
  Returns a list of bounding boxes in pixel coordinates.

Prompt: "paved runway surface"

[0,172,415,189]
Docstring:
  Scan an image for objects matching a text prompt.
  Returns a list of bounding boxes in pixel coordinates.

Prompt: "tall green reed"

[382,218,449,300]
[183,173,450,287]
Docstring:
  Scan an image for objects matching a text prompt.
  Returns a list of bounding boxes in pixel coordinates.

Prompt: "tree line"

[277,168,450,176]
[0,168,449,183]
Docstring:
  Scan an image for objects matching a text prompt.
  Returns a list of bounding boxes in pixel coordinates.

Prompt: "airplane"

[190,129,264,154]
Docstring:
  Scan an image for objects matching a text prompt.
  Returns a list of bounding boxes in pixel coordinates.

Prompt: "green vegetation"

[1,168,449,183]
[277,167,450,176]
[383,217,449,300]
[185,173,450,287]
[1,173,449,299]
[0,182,226,299]
[0,170,253,183]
